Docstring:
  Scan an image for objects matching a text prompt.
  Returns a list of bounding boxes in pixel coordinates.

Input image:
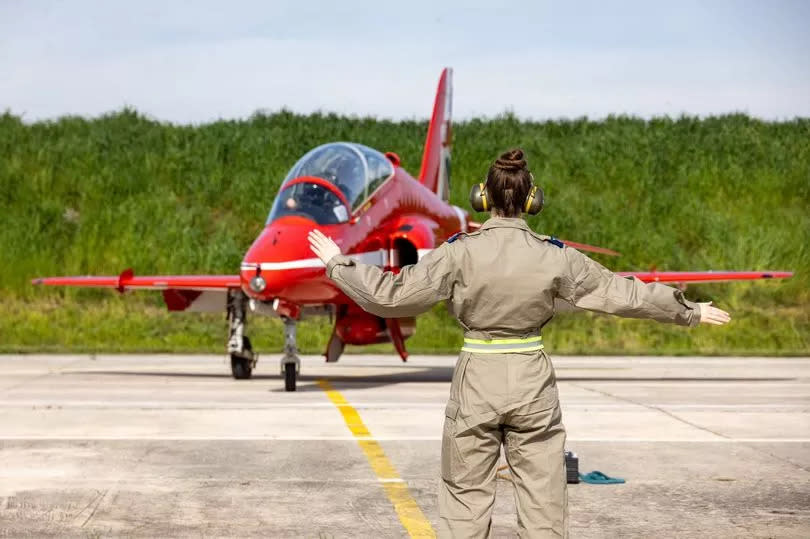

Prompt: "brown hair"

[485,148,532,217]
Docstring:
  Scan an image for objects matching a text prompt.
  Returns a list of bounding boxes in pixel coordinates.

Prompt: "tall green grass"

[1,110,807,354]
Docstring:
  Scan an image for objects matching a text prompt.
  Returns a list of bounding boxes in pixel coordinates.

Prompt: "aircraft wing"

[559,239,620,256]
[32,269,241,312]
[619,270,793,284]
[466,222,621,257]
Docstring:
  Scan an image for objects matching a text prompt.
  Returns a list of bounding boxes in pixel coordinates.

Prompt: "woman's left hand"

[697,301,731,326]
[308,229,341,265]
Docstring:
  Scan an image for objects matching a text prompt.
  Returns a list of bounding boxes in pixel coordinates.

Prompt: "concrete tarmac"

[1,354,809,538]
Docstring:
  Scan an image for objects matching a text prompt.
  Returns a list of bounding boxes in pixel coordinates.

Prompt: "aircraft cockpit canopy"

[267,142,394,225]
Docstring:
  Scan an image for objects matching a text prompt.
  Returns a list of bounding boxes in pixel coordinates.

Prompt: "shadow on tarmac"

[63,368,795,393]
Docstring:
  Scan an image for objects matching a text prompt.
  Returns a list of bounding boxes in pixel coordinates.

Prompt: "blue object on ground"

[578,471,626,484]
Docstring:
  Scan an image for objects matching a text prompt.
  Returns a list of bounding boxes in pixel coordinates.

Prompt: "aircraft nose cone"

[240,222,324,297]
[240,265,287,298]
[246,272,268,294]
[241,217,346,304]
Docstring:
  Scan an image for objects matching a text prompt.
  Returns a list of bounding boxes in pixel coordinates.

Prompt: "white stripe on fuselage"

[241,249,404,271]
[242,259,323,271]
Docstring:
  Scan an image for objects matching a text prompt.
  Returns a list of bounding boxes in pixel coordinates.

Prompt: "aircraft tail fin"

[418,68,452,200]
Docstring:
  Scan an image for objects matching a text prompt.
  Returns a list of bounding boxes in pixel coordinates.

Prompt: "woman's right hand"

[308,229,341,266]
[698,301,731,326]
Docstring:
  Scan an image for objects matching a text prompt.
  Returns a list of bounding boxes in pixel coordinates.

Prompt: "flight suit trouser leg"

[503,401,568,538]
[438,414,502,539]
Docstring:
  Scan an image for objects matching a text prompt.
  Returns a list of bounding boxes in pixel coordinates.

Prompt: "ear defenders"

[469,175,544,215]
[524,184,544,214]
[468,182,490,212]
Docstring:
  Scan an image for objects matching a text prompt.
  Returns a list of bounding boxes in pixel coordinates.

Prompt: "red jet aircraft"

[34,68,792,391]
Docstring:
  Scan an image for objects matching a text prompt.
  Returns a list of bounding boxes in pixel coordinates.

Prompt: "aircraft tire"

[284,362,296,391]
[231,355,252,380]
[231,337,253,380]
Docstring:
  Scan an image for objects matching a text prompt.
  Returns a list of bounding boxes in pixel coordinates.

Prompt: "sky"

[1,0,808,123]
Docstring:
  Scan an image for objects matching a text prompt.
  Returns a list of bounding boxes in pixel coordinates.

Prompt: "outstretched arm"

[557,247,730,327]
[308,229,454,318]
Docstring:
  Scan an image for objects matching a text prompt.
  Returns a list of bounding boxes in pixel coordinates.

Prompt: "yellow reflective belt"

[461,335,543,354]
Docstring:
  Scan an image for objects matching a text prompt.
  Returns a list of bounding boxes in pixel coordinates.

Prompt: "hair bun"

[493,148,527,172]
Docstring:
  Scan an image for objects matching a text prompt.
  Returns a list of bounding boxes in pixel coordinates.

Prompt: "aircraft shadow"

[63,369,794,393]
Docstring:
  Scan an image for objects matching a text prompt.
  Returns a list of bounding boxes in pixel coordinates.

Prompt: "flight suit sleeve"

[557,247,701,327]
[325,243,456,318]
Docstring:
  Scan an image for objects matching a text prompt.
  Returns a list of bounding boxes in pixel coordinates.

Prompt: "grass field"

[1,110,808,355]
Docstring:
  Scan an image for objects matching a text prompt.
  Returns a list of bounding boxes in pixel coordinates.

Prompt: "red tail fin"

[418,68,452,200]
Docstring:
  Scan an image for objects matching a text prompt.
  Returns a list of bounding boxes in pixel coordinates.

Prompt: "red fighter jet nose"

[245,270,268,295]
[240,260,300,300]
[240,217,344,303]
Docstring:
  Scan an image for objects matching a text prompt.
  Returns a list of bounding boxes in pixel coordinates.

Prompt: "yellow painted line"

[318,379,435,538]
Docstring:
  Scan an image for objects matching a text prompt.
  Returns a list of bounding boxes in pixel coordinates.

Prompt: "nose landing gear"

[281,317,301,392]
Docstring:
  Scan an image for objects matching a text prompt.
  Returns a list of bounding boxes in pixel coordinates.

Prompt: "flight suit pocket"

[449,353,472,403]
[504,385,564,460]
[441,399,465,481]
[510,385,559,416]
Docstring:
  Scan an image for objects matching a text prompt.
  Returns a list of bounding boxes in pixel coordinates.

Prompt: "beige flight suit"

[326,216,701,538]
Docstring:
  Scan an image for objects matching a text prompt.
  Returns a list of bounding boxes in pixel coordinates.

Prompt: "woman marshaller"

[308,148,730,538]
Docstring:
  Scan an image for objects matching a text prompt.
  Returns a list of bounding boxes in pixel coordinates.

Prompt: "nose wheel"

[281,317,301,391]
[284,362,297,391]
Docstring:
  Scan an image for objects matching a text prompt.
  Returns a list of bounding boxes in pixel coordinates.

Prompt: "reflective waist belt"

[461,335,543,354]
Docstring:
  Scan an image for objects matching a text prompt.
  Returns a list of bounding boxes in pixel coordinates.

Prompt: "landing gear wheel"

[231,356,252,379]
[284,362,297,392]
[280,317,300,392]
[230,336,254,380]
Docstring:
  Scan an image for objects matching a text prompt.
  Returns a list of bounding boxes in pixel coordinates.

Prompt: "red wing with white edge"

[619,271,793,284]
[32,269,240,291]
[31,269,241,312]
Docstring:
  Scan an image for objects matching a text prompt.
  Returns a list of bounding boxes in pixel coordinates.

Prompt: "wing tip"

[756,271,793,280]
[628,269,795,284]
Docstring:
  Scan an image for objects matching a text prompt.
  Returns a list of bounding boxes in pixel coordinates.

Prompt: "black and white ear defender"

[469,174,544,215]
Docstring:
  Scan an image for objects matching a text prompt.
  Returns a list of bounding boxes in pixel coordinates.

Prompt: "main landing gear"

[227,291,257,379]
[226,290,302,391]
